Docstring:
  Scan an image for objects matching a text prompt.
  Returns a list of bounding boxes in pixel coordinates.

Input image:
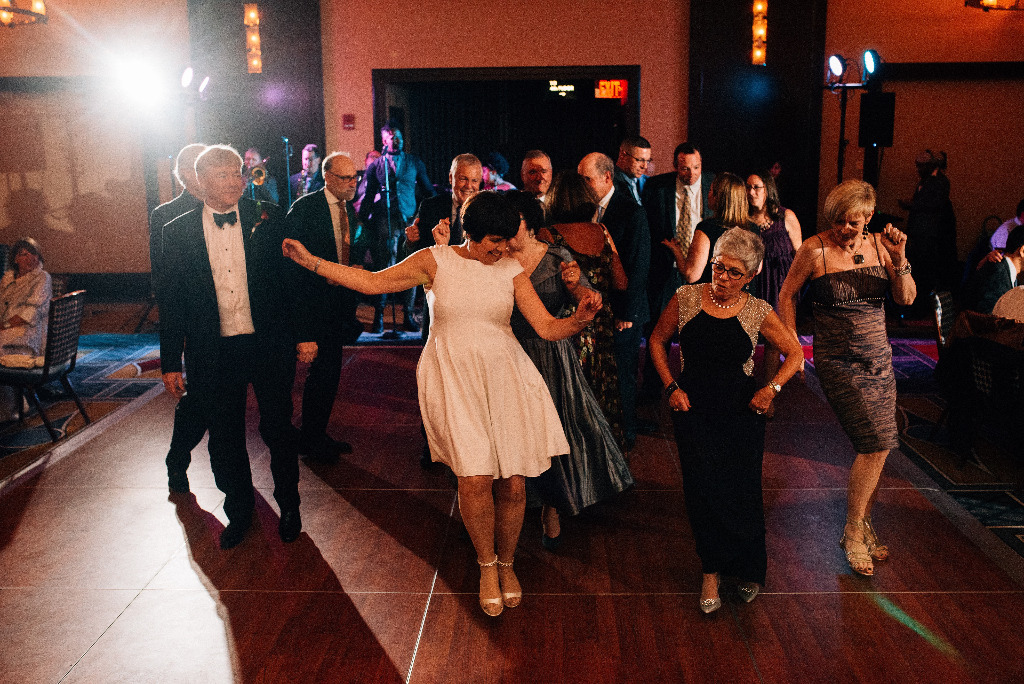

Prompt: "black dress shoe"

[279,509,302,543]
[168,469,190,494]
[219,519,251,550]
[541,533,563,551]
[322,436,353,455]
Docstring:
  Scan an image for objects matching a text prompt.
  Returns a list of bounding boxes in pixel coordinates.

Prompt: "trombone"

[246,156,269,186]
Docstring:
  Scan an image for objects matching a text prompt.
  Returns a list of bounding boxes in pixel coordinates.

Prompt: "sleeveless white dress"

[417,246,568,478]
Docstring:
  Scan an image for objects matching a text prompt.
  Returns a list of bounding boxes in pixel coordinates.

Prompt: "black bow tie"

[213,211,238,228]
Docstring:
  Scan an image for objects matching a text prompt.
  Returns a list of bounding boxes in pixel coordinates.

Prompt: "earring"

[862,222,870,239]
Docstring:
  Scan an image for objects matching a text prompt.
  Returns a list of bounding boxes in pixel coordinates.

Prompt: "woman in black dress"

[649,228,804,613]
[778,180,916,577]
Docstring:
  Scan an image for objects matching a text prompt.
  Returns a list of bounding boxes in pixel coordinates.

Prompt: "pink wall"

[0,1,189,273]
[820,1,1024,255]
[321,0,688,174]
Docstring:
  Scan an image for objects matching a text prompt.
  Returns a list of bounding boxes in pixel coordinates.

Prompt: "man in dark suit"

[149,143,208,494]
[404,154,482,341]
[579,152,652,450]
[160,145,302,549]
[358,125,435,333]
[641,142,714,398]
[964,224,1024,314]
[613,136,652,205]
[286,152,365,463]
[289,143,325,205]
[642,142,715,320]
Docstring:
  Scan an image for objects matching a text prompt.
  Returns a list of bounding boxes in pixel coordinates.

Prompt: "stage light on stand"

[828,54,847,80]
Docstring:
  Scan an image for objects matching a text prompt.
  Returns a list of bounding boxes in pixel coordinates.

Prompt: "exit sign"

[595,79,628,104]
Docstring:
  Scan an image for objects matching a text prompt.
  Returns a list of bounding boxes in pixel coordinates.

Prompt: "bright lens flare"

[181,67,194,88]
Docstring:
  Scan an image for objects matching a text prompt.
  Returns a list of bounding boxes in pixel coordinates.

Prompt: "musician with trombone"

[244,147,281,205]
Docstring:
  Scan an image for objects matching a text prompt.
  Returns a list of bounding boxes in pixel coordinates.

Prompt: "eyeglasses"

[746,184,765,191]
[327,171,358,182]
[629,154,651,165]
[710,260,747,280]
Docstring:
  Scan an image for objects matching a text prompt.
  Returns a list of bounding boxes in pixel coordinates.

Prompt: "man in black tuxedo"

[613,136,652,206]
[286,153,365,463]
[642,142,715,320]
[358,125,435,333]
[579,152,652,449]
[160,145,302,549]
[964,224,1024,314]
[404,153,482,340]
[149,143,208,494]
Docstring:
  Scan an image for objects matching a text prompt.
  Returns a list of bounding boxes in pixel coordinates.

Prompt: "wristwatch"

[767,381,782,395]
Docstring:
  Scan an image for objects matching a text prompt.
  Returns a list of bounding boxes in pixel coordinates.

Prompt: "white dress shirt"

[202,203,255,337]
[324,187,349,264]
[594,186,615,222]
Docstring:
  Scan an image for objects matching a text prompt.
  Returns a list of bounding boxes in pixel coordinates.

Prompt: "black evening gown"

[670,285,770,585]
[511,245,634,515]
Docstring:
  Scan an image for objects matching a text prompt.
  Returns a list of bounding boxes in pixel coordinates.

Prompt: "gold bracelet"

[893,262,912,277]
[312,257,322,274]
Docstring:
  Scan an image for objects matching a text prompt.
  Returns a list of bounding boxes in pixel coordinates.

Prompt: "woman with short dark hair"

[283,191,602,617]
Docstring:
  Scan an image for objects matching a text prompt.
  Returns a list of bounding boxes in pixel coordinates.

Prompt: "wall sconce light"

[243,4,262,74]
[752,1,767,66]
[965,0,1024,10]
[0,0,47,28]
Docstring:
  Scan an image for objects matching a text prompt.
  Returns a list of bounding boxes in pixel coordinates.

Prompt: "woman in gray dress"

[505,192,633,548]
[778,181,916,576]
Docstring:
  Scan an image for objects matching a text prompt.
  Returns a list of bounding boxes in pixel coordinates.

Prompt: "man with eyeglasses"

[614,136,652,205]
[285,152,365,464]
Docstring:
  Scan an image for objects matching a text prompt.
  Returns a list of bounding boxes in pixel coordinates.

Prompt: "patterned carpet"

[0,334,163,485]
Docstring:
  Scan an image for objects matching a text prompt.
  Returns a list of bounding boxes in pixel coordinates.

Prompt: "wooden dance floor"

[1,345,1022,683]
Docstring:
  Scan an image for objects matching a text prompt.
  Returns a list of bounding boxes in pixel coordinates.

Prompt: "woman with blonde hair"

[778,180,916,577]
[663,172,751,285]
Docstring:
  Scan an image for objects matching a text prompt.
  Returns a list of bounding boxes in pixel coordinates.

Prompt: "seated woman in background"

[0,237,53,419]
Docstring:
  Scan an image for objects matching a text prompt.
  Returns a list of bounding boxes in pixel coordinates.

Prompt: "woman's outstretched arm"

[283,238,435,294]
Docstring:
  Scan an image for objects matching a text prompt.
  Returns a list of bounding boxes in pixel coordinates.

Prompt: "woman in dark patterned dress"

[778,180,916,577]
[747,171,803,407]
[541,172,628,448]
[650,228,804,613]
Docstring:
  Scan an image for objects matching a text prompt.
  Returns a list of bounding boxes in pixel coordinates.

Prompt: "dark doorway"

[373,66,640,188]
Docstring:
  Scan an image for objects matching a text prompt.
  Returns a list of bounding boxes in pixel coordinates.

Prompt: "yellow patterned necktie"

[676,185,692,258]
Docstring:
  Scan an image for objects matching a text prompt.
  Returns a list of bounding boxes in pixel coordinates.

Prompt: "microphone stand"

[282,136,293,208]
[381,151,401,339]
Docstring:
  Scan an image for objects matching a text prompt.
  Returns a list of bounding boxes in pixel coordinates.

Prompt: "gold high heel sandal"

[496,558,521,608]
[863,516,890,561]
[478,556,504,617]
[700,573,721,614]
[839,519,874,576]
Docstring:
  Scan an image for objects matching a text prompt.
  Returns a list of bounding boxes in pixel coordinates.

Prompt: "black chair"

[0,290,91,442]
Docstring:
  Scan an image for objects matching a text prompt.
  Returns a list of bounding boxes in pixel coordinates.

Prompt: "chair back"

[50,274,68,298]
[40,290,86,381]
[933,290,956,350]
